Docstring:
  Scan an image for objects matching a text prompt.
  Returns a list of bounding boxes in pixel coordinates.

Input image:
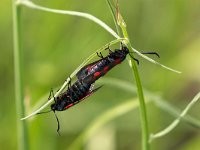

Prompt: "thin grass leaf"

[116,5,150,150]
[151,95,200,129]
[20,0,181,75]
[131,47,182,74]
[12,0,29,149]
[149,92,200,142]
[19,0,120,39]
[106,0,121,36]
[99,77,200,129]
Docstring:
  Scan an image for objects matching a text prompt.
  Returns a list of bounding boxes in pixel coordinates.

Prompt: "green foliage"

[1,0,200,150]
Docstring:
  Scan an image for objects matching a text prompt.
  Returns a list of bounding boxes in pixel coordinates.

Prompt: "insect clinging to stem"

[36,77,102,134]
[36,43,159,134]
[76,44,159,85]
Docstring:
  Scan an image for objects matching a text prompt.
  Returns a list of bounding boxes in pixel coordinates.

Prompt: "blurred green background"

[1,0,200,150]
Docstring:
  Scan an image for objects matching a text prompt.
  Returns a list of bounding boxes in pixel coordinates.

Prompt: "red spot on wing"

[94,72,101,77]
[104,66,109,71]
[87,64,97,72]
[115,58,122,64]
[64,86,102,110]
[103,66,109,74]
[65,103,73,109]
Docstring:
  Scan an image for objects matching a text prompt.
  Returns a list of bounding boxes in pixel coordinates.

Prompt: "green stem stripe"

[118,11,150,150]
[12,0,29,150]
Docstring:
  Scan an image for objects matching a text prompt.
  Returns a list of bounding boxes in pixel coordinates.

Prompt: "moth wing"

[76,59,104,80]
[80,85,103,101]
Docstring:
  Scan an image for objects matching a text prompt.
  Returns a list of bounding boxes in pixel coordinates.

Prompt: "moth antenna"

[129,51,160,58]
[141,52,160,58]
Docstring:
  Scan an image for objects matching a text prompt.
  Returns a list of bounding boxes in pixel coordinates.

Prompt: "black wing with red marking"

[64,85,103,110]
[76,58,107,80]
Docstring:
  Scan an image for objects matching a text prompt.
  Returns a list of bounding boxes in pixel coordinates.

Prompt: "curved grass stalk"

[149,92,200,142]
[31,77,200,130]
[19,0,119,39]
[116,8,180,150]
[68,78,200,149]
[21,39,124,120]
[99,78,200,141]
[98,78,200,129]
[20,0,181,74]
[131,47,181,74]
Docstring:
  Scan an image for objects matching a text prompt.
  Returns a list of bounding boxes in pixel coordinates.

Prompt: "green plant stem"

[119,23,150,150]
[130,50,150,150]
[68,78,200,149]
[99,78,200,129]
[130,56,150,150]
[12,1,29,150]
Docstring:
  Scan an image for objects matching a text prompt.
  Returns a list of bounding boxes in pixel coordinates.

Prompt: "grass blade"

[12,0,29,149]
[19,0,120,39]
[150,92,200,142]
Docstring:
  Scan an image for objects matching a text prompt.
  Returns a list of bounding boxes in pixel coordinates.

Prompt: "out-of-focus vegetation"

[1,0,200,150]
